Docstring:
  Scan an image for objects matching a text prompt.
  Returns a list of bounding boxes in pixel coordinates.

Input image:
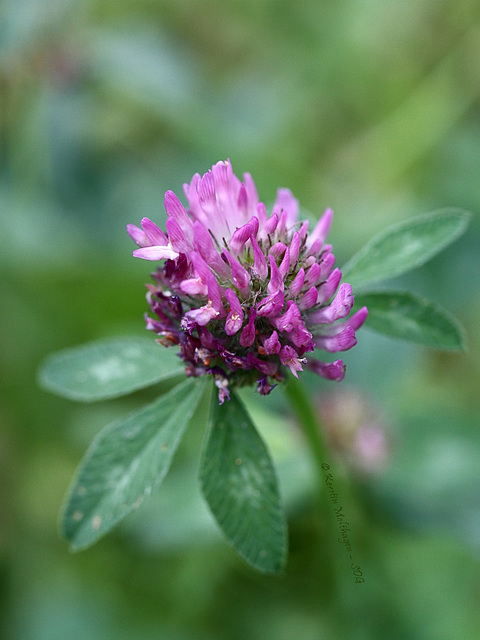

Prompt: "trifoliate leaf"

[38,337,184,401]
[357,291,466,350]
[199,391,287,574]
[61,378,205,550]
[342,209,471,288]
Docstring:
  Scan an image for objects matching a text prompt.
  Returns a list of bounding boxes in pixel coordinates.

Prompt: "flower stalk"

[284,377,328,487]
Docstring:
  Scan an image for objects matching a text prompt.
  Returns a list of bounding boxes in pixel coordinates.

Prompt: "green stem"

[285,376,336,572]
[284,377,328,486]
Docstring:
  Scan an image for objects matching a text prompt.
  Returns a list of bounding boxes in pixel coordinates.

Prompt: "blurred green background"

[1,1,480,638]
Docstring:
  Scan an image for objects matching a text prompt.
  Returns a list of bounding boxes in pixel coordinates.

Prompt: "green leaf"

[342,209,471,288]
[38,336,185,402]
[357,291,466,350]
[61,378,205,550]
[199,390,287,574]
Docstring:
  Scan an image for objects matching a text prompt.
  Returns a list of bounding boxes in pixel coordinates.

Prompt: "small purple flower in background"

[318,390,390,473]
[128,160,367,403]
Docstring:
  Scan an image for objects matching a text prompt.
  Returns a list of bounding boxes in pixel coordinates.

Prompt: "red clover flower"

[127,160,367,403]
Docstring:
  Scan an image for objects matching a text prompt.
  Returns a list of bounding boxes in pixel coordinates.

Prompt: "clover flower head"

[128,160,367,403]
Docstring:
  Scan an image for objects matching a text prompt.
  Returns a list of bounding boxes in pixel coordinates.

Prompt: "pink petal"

[240,309,256,347]
[180,277,208,296]
[256,201,268,227]
[274,188,299,227]
[259,213,278,240]
[304,262,321,288]
[289,231,301,268]
[344,305,368,330]
[237,182,248,217]
[307,208,333,249]
[288,267,305,297]
[224,289,244,335]
[190,251,211,283]
[246,353,278,376]
[213,160,244,230]
[306,238,323,258]
[141,217,168,246]
[271,300,302,333]
[316,268,342,305]
[279,247,291,278]
[133,245,179,261]
[164,191,193,244]
[193,221,229,278]
[263,330,281,355]
[267,255,284,294]
[269,242,287,258]
[244,172,260,219]
[251,236,268,279]
[222,250,251,294]
[276,209,288,239]
[183,171,200,201]
[314,325,357,353]
[166,218,192,254]
[197,170,216,207]
[298,286,318,311]
[229,217,259,254]
[256,290,285,317]
[309,283,354,324]
[127,223,149,247]
[317,250,335,280]
[298,221,309,242]
[185,304,219,327]
[206,272,225,314]
[307,358,345,381]
[279,345,305,378]
[289,324,315,351]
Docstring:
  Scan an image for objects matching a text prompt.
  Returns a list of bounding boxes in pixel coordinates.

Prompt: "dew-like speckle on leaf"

[89,358,137,384]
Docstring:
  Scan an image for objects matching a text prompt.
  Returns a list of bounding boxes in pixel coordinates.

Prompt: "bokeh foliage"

[1,1,480,638]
